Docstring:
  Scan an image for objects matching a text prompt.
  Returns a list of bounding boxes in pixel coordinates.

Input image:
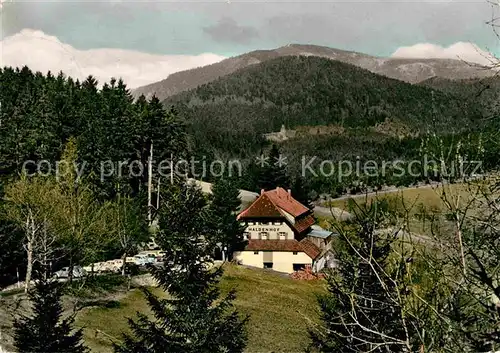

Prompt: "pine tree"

[309,201,411,353]
[253,144,290,191]
[290,175,314,210]
[13,274,87,353]
[208,178,246,261]
[115,182,248,353]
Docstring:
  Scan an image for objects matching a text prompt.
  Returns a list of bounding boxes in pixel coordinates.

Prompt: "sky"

[0,0,498,88]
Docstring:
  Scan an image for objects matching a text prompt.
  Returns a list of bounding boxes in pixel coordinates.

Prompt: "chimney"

[261,189,265,195]
[287,189,291,198]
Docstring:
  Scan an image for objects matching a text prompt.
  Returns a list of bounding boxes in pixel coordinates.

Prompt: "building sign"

[247,227,280,232]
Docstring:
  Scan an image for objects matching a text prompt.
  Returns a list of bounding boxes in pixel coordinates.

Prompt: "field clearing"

[328,183,477,211]
[323,182,496,237]
[75,265,325,353]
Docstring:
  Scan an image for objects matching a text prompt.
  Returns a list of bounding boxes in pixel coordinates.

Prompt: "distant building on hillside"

[263,125,296,142]
[234,187,336,273]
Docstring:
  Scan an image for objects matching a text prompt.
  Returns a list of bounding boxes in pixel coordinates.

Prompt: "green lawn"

[76,265,325,353]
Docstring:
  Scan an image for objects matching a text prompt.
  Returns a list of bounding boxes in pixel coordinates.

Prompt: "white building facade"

[233,187,335,274]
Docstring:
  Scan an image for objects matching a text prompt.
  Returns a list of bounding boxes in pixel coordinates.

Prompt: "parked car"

[105,259,124,273]
[54,266,86,279]
[133,254,156,266]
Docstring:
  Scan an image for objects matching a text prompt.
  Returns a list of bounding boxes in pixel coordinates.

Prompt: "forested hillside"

[2,64,499,353]
[165,56,484,159]
[419,75,500,119]
[133,43,493,102]
[1,63,496,199]
[0,66,186,288]
[0,66,185,198]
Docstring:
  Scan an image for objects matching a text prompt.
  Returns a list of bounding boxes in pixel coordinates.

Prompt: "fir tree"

[208,178,246,261]
[253,144,290,191]
[290,175,315,210]
[13,274,87,353]
[115,181,248,353]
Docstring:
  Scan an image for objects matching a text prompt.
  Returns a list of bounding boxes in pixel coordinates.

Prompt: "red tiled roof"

[245,240,303,253]
[237,187,315,235]
[265,187,310,217]
[237,194,283,219]
[294,215,316,234]
[237,187,311,221]
[299,239,321,259]
[243,239,321,260]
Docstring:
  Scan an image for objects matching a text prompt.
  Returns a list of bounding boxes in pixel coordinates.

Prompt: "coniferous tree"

[0,180,25,288]
[115,181,248,353]
[13,272,87,353]
[253,144,290,191]
[208,178,246,261]
[290,175,315,210]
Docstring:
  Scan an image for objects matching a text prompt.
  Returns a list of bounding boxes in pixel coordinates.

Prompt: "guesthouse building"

[234,187,336,273]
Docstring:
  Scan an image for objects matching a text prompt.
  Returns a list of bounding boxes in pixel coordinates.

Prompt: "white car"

[105,259,124,273]
[54,266,86,279]
[133,254,156,266]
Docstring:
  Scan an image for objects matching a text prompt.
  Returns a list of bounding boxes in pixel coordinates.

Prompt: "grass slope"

[76,265,325,353]
[324,182,492,237]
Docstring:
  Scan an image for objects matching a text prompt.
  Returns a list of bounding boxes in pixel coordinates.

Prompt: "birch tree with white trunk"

[3,174,59,292]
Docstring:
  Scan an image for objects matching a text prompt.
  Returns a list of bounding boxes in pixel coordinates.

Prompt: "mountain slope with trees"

[419,75,500,120]
[133,44,493,102]
[165,55,484,160]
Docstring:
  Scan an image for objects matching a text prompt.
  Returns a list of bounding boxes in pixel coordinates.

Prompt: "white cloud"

[0,29,226,88]
[391,42,496,66]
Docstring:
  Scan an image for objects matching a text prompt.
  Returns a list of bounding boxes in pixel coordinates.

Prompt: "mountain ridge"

[132,44,494,101]
[163,55,484,161]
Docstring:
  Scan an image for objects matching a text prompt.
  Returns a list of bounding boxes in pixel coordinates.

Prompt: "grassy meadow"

[323,182,493,237]
[75,265,325,353]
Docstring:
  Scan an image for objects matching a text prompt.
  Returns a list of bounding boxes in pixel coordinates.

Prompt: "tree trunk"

[24,212,35,293]
[68,256,74,283]
[25,238,33,293]
[42,220,48,280]
[121,252,127,276]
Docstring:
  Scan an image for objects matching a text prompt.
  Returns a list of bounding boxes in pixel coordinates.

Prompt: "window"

[293,264,306,271]
[254,251,259,255]
[248,222,254,226]
[244,232,251,240]
[259,232,269,240]
[278,232,287,239]
[273,221,282,225]
[263,262,273,269]
[293,252,298,255]
[261,221,269,225]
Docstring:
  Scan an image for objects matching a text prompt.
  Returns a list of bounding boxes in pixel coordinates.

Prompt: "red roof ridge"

[264,187,310,217]
[237,193,285,220]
